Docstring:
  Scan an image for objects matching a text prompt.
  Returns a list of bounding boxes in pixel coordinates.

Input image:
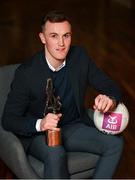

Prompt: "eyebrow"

[49,32,72,35]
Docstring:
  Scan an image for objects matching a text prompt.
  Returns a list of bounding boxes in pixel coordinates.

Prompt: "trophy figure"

[44,78,62,147]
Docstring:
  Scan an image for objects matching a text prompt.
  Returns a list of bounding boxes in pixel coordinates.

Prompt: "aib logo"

[102,112,122,131]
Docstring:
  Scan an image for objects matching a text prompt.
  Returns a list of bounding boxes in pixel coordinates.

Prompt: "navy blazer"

[2,45,121,148]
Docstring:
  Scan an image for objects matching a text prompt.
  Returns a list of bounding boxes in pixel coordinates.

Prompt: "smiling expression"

[39,20,72,67]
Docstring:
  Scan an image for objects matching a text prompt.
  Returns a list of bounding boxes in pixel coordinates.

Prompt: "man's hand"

[40,113,62,131]
[93,94,116,113]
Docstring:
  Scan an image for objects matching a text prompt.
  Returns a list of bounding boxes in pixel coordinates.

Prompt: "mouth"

[56,48,66,52]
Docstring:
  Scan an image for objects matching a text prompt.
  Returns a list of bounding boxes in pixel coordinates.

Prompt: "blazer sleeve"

[2,66,38,136]
[84,49,121,102]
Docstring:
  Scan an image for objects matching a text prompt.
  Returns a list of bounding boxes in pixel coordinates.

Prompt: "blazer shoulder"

[68,45,91,65]
[69,45,86,54]
[16,50,44,74]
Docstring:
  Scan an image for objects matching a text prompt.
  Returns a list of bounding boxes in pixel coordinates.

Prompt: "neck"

[47,58,64,69]
[45,50,64,69]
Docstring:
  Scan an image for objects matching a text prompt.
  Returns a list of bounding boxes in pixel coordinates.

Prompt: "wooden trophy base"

[47,129,61,147]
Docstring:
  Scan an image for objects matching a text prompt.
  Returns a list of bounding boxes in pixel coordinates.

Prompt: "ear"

[39,32,46,44]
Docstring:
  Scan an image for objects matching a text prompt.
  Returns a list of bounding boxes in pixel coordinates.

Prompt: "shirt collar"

[46,57,66,72]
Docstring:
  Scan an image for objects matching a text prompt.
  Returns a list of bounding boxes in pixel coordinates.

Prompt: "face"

[39,20,72,63]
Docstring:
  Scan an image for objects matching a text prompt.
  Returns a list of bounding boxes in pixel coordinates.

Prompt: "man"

[2,10,123,179]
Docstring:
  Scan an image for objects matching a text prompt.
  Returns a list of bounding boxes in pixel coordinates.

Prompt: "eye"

[64,33,71,38]
[50,34,58,38]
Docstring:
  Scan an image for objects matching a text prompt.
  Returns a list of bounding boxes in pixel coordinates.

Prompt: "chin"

[56,55,67,60]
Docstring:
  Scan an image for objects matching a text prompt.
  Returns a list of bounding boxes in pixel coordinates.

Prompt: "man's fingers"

[40,113,62,131]
[47,113,62,120]
[94,95,101,108]
[94,95,105,110]
[94,94,115,113]
[51,127,60,131]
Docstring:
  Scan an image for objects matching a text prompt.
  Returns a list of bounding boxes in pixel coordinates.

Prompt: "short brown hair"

[41,10,70,30]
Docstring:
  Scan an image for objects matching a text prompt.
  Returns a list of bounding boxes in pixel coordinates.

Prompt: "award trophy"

[44,78,62,147]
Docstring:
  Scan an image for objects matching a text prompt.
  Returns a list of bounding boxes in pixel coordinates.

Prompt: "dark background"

[0,0,135,178]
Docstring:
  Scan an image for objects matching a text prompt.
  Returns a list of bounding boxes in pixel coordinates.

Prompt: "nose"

[58,37,64,46]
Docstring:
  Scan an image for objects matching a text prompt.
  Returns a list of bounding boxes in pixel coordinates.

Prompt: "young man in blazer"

[2,10,123,179]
